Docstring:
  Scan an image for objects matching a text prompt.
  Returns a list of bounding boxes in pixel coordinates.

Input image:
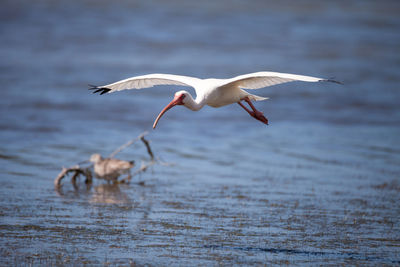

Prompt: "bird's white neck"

[184,93,206,111]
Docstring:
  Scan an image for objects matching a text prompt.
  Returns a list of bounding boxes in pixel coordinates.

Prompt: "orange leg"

[237,97,269,125]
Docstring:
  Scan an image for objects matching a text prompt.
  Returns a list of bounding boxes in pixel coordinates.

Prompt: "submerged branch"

[109,131,148,158]
[132,160,157,176]
[54,165,92,189]
[140,135,154,160]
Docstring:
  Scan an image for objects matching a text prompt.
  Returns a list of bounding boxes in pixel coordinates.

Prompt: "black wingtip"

[88,84,112,95]
[320,78,344,85]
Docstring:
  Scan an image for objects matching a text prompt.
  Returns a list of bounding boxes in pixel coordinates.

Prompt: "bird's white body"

[91,71,338,128]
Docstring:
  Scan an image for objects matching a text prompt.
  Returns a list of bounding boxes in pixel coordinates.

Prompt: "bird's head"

[89,153,102,163]
[153,91,188,129]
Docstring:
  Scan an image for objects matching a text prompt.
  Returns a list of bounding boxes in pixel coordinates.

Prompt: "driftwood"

[54,165,92,189]
[140,135,154,160]
[109,131,148,158]
[54,132,158,190]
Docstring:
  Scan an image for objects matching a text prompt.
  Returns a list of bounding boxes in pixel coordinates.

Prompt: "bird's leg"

[237,97,269,125]
[238,101,253,115]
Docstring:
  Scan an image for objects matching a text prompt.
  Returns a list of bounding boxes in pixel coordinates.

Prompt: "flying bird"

[90,71,340,128]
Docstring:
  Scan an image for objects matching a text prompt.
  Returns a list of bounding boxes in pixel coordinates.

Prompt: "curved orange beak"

[153,94,185,129]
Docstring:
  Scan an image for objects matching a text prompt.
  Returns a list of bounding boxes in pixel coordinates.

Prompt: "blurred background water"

[1,0,400,265]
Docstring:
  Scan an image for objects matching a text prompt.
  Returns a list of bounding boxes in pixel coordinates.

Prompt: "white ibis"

[90,71,340,128]
[89,154,134,183]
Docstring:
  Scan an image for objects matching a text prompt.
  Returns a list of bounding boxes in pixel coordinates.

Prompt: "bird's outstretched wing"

[89,73,201,94]
[220,71,341,90]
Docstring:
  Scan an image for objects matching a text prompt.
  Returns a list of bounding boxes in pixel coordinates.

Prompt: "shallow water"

[1,0,400,265]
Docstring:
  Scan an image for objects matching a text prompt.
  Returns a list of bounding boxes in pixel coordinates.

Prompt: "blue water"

[1,0,400,265]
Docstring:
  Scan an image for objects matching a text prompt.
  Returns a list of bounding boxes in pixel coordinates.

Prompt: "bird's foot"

[237,99,269,125]
[250,110,269,125]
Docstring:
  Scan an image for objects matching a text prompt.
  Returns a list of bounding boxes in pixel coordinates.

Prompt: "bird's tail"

[248,94,269,102]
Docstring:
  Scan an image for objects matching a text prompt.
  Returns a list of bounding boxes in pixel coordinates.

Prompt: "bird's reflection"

[90,183,131,204]
[55,178,132,205]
